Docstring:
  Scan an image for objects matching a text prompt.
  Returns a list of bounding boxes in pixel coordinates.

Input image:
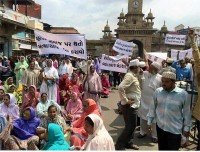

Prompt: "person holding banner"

[39,59,59,101]
[115,59,143,150]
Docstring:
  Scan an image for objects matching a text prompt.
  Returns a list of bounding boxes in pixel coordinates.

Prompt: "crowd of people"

[0,29,199,151]
[0,55,114,150]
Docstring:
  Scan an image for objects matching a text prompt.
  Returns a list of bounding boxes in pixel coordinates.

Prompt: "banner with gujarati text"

[100,54,128,73]
[165,34,186,46]
[34,30,87,59]
[112,39,134,56]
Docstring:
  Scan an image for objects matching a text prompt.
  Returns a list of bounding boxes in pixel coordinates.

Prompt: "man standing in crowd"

[115,59,143,150]
[147,71,191,150]
[138,62,161,143]
[21,61,41,87]
[159,58,176,75]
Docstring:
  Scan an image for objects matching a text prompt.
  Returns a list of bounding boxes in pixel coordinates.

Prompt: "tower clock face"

[133,0,139,8]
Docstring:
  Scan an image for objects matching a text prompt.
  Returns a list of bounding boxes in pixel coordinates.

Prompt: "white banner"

[112,39,134,56]
[34,30,87,59]
[147,52,168,64]
[100,54,128,73]
[171,48,193,61]
[165,34,186,46]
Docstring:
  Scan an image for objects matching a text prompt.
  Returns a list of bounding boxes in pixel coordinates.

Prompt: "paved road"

[100,89,197,151]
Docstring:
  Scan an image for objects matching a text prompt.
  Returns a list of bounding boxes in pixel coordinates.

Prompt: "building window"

[133,20,136,24]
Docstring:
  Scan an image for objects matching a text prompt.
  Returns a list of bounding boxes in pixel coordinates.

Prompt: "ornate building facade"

[86,0,185,57]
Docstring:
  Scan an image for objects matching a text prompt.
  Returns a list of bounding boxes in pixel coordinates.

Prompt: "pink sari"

[23,85,40,109]
[62,93,83,122]
[70,99,101,147]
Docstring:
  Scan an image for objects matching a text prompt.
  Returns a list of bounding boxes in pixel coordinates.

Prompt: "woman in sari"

[83,65,103,113]
[0,94,19,121]
[23,85,40,109]
[14,56,29,86]
[81,114,115,150]
[40,59,59,101]
[7,84,22,105]
[3,77,14,92]
[36,93,61,119]
[62,92,83,123]
[42,123,70,150]
[5,107,40,150]
[66,98,101,147]
[0,115,6,150]
[0,86,5,104]
[59,74,70,106]
[101,73,111,98]
[69,73,83,99]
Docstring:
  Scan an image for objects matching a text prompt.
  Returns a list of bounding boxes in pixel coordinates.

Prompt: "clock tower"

[115,0,157,56]
[128,0,143,13]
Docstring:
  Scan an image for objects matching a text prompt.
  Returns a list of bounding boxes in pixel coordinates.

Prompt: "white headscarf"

[82,114,115,151]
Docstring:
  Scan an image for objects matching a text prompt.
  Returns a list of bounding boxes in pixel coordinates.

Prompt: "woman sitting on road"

[62,92,83,123]
[0,94,19,121]
[36,105,69,148]
[42,123,70,150]
[36,93,61,120]
[22,85,40,110]
[3,77,14,92]
[4,107,40,150]
[101,73,111,98]
[81,114,115,150]
[0,115,7,150]
[66,99,101,147]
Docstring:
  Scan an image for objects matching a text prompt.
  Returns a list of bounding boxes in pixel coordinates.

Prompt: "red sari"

[70,99,101,147]
[69,73,83,100]
[101,75,111,96]
[59,74,70,106]
[22,85,40,109]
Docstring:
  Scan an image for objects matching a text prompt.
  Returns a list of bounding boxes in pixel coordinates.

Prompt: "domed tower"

[160,20,168,35]
[117,9,126,28]
[115,0,158,55]
[146,9,155,23]
[102,20,112,39]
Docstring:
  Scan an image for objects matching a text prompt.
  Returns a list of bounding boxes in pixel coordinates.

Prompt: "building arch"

[128,39,143,58]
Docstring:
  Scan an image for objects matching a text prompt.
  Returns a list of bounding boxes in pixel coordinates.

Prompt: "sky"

[34,0,200,40]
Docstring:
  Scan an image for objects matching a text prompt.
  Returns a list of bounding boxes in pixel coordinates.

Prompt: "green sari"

[42,123,70,150]
[14,61,29,86]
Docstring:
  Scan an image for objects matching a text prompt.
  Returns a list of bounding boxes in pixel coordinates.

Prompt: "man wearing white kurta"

[138,62,162,142]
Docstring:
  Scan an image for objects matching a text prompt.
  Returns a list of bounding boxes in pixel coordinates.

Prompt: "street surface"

[100,89,197,151]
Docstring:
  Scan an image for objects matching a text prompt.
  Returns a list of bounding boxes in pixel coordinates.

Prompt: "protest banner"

[34,30,87,59]
[147,52,167,64]
[112,39,134,56]
[165,34,186,46]
[171,48,192,61]
[100,54,128,73]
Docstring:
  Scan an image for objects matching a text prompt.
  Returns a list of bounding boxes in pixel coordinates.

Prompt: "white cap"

[151,62,161,70]
[139,61,146,68]
[162,72,176,80]
[166,58,174,64]
[129,59,140,67]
